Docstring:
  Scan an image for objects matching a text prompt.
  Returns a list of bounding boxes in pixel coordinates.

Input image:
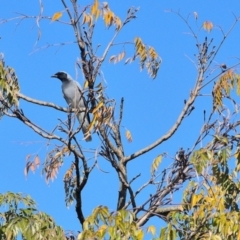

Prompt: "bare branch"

[6,109,66,143]
[18,92,86,112]
[125,68,204,163]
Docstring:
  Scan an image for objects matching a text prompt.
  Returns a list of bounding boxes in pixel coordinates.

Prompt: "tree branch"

[18,92,86,112]
[125,68,204,163]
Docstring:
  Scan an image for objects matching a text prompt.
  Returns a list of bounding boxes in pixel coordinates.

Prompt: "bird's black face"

[51,71,68,81]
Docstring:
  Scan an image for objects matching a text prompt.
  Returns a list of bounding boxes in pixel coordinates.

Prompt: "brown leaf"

[109,55,117,63]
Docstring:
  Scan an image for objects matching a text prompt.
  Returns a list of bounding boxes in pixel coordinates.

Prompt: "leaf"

[92,101,104,114]
[109,51,125,64]
[103,10,114,27]
[135,229,144,240]
[125,57,134,64]
[125,129,132,142]
[203,21,213,32]
[26,154,32,161]
[51,12,63,22]
[24,162,35,176]
[133,37,161,78]
[34,155,40,167]
[190,194,198,208]
[91,0,100,19]
[114,16,122,31]
[151,154,162,175]
[82,13,93,27]
[83,79,89,89]
[235,74,240,95]
[64,169,73,180]
[148,47,157,60]
[193,11,198,20]
[87,114,97,133]
[109,55,117,63]
[147,225,156,236]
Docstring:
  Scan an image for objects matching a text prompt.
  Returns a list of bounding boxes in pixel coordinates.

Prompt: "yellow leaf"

[51,12,63,22]
[114,16,122,31]
[237,229,240,240]
[97,225,107,237]
[126,130,132,142]
[82,13,89,25]
[83,79,89,89]
[82,13,93,27]
[147,225,156,236]
[104,10,114,27]
[87,114,97,132]
[135,229,144,240]
[151,155,162,174]
[148,47,157,60]
[203,21,213,32]
[190,194,198,208]
[91,0,100,19]
[92,101,104,114]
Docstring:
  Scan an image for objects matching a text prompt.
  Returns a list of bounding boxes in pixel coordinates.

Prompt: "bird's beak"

[51,74,57,78]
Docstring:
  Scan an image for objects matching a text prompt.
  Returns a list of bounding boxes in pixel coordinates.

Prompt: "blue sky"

[1,0,240,237]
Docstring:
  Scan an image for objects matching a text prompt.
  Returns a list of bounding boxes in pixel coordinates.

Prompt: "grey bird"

[51,71,92,142]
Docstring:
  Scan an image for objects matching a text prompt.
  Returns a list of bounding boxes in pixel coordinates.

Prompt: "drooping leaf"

[82,13,93,27]
[109,51,125,64]
[34,155,40,167]
[91,0,100,19]
[151,154,162,175]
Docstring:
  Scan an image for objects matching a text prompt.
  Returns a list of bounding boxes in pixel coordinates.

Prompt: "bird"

[51,71,92,142]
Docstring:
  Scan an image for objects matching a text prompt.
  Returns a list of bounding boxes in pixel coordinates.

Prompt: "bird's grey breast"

[62,80,81,108]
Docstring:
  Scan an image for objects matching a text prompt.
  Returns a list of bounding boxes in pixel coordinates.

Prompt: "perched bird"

[51,71,92,141]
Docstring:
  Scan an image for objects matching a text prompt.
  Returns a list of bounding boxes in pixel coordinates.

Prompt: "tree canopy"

[1,1,240,239]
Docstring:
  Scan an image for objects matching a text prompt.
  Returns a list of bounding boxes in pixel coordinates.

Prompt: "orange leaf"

[30,163,35,172]
[51,12,63,22]
[203,21,213,32]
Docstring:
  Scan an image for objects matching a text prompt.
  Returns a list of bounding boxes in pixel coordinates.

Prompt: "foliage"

[0,54,19,118]
[1,1,240,240]
[0,192,65,240]
[78,207,144,240]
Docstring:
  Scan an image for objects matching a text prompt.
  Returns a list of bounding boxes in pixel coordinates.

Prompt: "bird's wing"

[74,81,91,124]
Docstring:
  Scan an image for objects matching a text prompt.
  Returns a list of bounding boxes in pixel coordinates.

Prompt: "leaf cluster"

[0,192,65,240]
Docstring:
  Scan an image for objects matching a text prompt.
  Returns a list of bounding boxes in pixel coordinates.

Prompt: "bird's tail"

[77,112,92,142]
